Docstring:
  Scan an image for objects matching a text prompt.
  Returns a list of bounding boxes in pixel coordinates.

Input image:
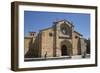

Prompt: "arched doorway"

[61,45,68,56]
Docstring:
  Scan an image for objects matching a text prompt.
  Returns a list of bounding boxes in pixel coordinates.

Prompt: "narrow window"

[75,36,78,39]
[49,32,53,37]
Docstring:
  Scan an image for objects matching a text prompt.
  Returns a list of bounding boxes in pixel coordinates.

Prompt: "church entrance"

[61,45,68,56]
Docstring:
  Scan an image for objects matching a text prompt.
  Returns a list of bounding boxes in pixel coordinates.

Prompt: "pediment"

[53,19,74,28]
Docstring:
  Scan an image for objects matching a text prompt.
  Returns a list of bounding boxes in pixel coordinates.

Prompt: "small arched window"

[75,36,78,39]
[49,32,53,37]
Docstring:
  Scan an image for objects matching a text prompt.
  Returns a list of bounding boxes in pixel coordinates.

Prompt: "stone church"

[24,20,88,59]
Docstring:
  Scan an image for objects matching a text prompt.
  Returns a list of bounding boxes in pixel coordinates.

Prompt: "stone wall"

[72,31,82,55]
[24,36,38,58]
[41,28,54,58]
[24,38,32,55]
[80,38,87,57]
[55,21,73,57]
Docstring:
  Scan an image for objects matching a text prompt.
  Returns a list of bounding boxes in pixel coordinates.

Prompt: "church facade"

[24,20,88,58]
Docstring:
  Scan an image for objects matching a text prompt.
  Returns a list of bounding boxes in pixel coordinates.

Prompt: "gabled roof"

[40,19,74,32]
[53,19,74,27]
[40,27,52,32]
[74,31,83,36]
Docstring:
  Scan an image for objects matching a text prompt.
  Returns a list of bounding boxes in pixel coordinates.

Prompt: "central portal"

[61,45,68,56]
